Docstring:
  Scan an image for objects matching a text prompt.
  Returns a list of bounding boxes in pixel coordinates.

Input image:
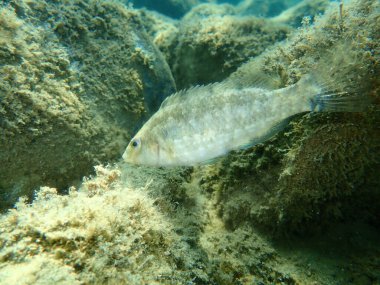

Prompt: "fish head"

[122,129,175,166]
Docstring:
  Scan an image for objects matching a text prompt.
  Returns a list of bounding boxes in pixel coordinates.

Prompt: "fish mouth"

[122,148,139,165]
[121,149,129,161]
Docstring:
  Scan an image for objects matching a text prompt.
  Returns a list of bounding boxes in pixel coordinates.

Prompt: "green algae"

[0,0,379,284]
[148,0,331,90]
[270,0,330,27]
[203,0,380,235]
[0,162,378,284]
[158,3,291,89]
[0,0,175,209]
[0,166,197,284]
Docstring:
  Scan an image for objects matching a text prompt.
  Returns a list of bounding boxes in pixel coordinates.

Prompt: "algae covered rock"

[236,0,329,25]
[1,163,378,284]
[199,0,380,235]
[0,166,204,284]
[138,0,331,90]
[166,3,291,89]
[0,0,175,209]
[138,9,180,64]
[0,0,379,284]
[270,0,330,27]
[0,164,288,284]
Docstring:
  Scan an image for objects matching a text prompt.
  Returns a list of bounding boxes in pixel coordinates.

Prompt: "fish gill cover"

[0,0,379,284]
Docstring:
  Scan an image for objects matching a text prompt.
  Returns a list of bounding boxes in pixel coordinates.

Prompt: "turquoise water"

[129,0,307,19]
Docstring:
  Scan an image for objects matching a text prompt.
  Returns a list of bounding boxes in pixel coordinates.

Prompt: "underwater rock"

[271,0,330,27]
[138,9,180,66]
[234,0,331,27]
[165,3,290,89]
[0,0,379,284]
[0,166,205,284]
[199,0,380,235]
[235,0,329,25]
[140,0,330,90]
[1,164,379,284]
[0,0,175,210]
[0,255,80,285]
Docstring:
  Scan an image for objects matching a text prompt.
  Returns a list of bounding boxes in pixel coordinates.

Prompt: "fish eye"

[131,138,141,148]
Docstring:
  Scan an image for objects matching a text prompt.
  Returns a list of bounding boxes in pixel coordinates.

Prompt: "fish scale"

[123,75,369,166]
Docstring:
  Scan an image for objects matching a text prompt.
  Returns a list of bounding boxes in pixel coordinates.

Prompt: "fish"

[122,74,369,167]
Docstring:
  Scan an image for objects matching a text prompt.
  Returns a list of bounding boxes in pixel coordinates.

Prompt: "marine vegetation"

[0,0,175,209]
[0,0,379,284]
[202,0,380,235]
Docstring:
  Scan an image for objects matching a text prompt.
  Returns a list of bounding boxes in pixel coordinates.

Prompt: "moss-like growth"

[199,0,380,235]
[0,0,379,284]
[1,163,379,284]
[0,0,175,209]
[138,9,180,64]
[0,166,201,284]
[236,0,329,27]
[165,3,291,89]
[271,0,330,27]
[140,0,328,89]
[140,0,332,90]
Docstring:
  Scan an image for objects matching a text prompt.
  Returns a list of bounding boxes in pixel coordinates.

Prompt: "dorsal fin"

[158,78,270,110]
[160,88,189,109]
[159,82,232,109]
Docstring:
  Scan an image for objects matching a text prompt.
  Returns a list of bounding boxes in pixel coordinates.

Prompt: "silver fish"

[122,75,367,166]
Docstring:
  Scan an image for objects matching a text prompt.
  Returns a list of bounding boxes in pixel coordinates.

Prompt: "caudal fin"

[301,40,375,113]
[311,88,372,113]
[296,73,372,113]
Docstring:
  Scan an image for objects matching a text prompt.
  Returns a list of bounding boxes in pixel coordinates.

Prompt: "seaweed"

[0,0,175,209]
[0,0,379,284]
[164,3,291,89]
[200,0,380,235]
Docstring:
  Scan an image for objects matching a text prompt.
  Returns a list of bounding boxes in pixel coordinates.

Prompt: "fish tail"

[292,40,377,113]
[311,91,371,112]
[307,75,372,113]
[296,70,372,113]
